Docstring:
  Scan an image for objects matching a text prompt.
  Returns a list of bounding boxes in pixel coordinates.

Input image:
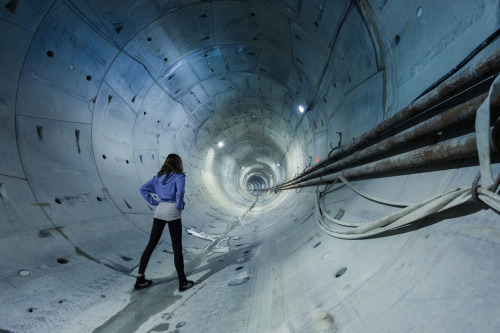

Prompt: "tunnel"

[1,0,500,332]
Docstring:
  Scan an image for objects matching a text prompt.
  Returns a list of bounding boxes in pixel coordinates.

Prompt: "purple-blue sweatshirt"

[139,172,185,210]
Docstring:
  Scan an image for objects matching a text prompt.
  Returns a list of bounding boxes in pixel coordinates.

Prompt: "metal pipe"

[280,129,498,190]
[279,92,497,188]
[281,49,500,186]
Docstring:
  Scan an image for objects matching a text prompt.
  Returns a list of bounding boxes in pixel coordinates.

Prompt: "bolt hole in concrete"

[39,230,52,238]
[416,6,423,18]
[28,308,34,313]
[57,258,69,264]
[335,267,347,278]
[314,242,321,248]
[235,266,244,271]
[395,34,401,45]
[55,198,62,204]
[59,300,64,304]
[46,50,54,57]
[97,197,102,201]
[18,270,31,277]
[102,155,106,159]
[86,75,92,81]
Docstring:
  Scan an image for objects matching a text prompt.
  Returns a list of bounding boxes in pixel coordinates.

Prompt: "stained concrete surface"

[1,0,500,332]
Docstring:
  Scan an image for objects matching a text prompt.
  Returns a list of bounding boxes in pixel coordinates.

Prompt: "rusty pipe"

[281,49,500,186]
[279,129,498,190]
[279,92,497,188]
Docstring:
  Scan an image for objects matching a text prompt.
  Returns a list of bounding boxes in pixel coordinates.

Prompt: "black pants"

[138,218,186,280]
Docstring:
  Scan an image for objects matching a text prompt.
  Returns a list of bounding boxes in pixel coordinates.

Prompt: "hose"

[317,75,500,239]
[337,175,413,207]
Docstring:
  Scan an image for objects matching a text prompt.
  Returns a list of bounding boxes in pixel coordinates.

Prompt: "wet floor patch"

[93,290,182,333]
[94,241,259,332]
[147,322,169,332]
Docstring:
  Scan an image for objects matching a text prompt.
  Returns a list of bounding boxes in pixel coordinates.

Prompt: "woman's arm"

[175,175,185,210]
[140,178,159,206]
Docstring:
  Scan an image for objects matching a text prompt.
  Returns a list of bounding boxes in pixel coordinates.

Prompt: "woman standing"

[135,154,194,292]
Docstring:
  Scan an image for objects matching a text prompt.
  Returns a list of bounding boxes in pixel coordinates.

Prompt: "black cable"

[413,28,500,102]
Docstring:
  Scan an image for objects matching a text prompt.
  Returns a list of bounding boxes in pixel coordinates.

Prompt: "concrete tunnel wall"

[1,0,499,332]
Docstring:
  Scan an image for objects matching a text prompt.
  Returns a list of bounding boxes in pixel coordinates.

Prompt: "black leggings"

[138,218,186,280]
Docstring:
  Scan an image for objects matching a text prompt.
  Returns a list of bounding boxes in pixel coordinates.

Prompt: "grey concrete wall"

[0,0,499,332]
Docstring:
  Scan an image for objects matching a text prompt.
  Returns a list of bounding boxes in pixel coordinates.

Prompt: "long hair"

[157,154,185,177]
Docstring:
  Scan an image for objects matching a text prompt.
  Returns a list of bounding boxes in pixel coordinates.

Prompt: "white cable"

[317,176,411,227]
[317,179,366,227]
[338,175,413,207]
[475,74,500,190]
[317,187,469,239]
[317,75,500,239]
[318,192,365,227]
[478,188,500,212]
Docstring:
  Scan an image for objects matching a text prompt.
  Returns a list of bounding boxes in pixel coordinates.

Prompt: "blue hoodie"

[139,173,185,210]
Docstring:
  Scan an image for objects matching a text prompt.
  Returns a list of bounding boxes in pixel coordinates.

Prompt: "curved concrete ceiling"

[1,0,499,332]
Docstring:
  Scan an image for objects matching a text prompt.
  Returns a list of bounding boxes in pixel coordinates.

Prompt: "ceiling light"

[298,105,305,113]
[277,163,280,167]
[217,141,224,148]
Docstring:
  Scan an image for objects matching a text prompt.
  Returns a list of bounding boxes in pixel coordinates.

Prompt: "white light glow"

[277,163,280,167]
[298,105,305,113]
[217,141,224,148]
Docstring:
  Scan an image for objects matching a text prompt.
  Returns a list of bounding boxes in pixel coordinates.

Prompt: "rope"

[316,75,500,239]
